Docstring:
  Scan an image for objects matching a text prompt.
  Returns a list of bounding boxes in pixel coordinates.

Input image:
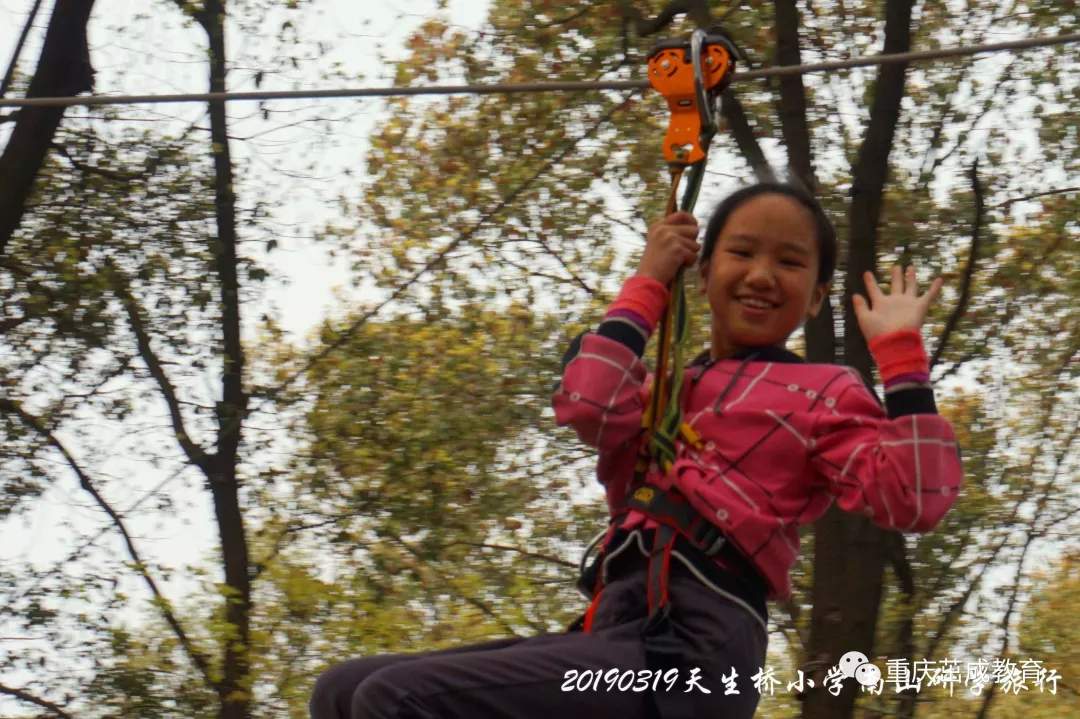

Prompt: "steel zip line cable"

[1,31,1078,109]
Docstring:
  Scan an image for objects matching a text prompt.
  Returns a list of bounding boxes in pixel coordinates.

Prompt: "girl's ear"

[806,281,830,318]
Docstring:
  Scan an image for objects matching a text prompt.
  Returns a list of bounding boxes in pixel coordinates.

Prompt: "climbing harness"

[574,27,765,719]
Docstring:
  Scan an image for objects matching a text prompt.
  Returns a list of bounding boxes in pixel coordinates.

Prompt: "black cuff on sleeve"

[595,318,648,357]
[560,330,588,373]
[884,387,938,417]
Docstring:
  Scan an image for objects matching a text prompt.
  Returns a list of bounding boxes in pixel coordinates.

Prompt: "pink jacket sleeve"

[808,376,963,533]
[552,333,649,451]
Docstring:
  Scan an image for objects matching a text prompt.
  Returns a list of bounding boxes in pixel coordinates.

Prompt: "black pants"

[309,563,767,718]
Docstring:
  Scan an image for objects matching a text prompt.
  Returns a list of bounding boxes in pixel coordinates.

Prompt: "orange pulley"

[647,29,738,166]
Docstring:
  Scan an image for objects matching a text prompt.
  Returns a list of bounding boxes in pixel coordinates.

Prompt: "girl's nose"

[745,260,777,288]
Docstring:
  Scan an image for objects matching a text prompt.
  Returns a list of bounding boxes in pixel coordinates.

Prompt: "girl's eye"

[781,259,805,267]
[727,249,751,258]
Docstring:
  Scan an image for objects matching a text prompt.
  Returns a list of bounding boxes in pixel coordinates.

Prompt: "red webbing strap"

[582,588,603,634]
[646,524,677,614]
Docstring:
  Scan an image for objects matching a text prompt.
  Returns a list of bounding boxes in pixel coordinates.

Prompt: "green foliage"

[242,305,604,713]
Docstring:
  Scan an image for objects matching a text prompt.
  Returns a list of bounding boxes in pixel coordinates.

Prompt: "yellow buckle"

[679,422,703,450]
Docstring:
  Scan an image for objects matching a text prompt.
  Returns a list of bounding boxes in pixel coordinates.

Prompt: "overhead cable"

[1,31,1078,109]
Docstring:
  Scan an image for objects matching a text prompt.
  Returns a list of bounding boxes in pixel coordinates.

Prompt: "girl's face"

[699,193,829,359]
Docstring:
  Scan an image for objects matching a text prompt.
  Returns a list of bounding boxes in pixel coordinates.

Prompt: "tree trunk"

[772,0,815,193]
[770,0,834,364]
[802,2,916,718]
[0,0,96,258]
[197,2,252,717]
[888,534,919,719]
[720,90,778,183]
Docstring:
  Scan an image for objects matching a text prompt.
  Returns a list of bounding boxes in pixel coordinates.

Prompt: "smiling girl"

[551,181,963,717]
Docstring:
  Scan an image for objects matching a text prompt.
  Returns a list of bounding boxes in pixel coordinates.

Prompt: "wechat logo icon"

[824,651,884,695]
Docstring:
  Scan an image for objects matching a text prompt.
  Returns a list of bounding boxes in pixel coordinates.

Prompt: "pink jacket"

[552,332,963,600]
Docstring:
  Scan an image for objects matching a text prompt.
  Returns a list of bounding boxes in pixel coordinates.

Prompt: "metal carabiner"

[689,29,718,152]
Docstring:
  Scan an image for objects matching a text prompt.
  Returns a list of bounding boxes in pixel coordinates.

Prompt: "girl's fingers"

[862,265,942,324]
[890,264,904,295]
[668,211,698,226]
[681,238,697,256]
[923,276,944,306]
[688,241,702,264]
[863,271,884,305]
[663,226,697,243]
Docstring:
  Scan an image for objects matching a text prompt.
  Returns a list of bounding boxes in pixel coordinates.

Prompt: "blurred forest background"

[0,1,1076,718]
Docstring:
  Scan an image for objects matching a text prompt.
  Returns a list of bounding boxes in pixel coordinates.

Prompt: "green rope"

[639,160,705,476]
[649,268,691,472]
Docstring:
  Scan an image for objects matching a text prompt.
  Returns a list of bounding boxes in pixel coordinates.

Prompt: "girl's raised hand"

[636,212,701,286]
[853,265,944,341]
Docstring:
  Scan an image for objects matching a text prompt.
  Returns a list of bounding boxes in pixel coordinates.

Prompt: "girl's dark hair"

[699,182,837,285]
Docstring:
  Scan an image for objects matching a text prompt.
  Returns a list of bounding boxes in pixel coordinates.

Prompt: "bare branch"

[925,60,1015,180]
[992,186,1080,210]
[976,532,1036,719]
[925,375,1069,655]
[533,6,593,30]
[387,535,534,637]
[0,0,45,99]
[0,315,30,333]
[55,142,141,182]
[2,462,194,619]
[104,262,211,469]
[168,0,202,24]
[928,398,1077,658]
[933,346,983,382]
[719,90,777,183]
[0,682,74,719]
[530,234,597,296]
[917,0,1043,181]
[776,598,808,652]
[0,396,217,690]
[931,159,984,369]
[261,94,634,402]
[250,508,379,581]
[50,354,134,422]
[442,540,577,569]
[619,0,713,37]
[499,251,591,290]
[600,209,646,235]
[1033,503,1080,540]
[925,530,1010,660]
[915,3,1021,184]
[494,236,597,296]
